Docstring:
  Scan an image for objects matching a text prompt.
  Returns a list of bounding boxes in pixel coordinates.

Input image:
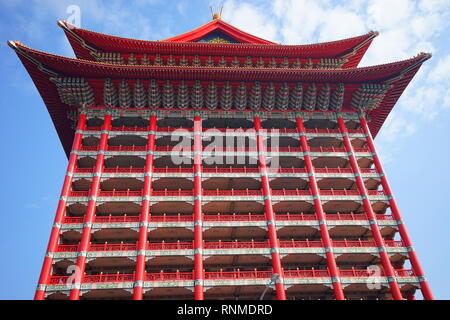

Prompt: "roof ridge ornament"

[57,20,99,58]
[210,2,224,20]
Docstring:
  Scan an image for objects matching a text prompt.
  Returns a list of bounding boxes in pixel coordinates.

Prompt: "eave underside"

[10,42,429,156]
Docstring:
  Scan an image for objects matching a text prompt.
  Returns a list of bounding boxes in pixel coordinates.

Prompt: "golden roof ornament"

[210,3,223,20]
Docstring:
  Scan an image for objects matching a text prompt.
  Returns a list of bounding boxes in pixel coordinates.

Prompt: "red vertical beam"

[193,115,204,300]
[254,115,286,300]
[360,116,433,300]
[337,116,403,300]
[296,117,345,300]
[133,113,157,300]
[34,113,86,300]
[69,112,112,300]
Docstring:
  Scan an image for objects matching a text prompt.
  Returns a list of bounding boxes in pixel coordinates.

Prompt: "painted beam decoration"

[51,77,94,108]
[39,76,409,113]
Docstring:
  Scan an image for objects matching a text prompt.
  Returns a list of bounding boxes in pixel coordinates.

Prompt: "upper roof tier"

[58,19,378,69]
[9,38,430,156]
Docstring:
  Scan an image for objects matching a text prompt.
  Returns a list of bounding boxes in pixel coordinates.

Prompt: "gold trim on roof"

[207,37,232,44]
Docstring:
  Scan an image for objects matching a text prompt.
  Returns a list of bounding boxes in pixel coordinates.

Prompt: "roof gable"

[162,19,275,44]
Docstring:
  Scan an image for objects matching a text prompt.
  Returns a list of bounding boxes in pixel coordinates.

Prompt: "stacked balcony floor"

[44,115,419,300]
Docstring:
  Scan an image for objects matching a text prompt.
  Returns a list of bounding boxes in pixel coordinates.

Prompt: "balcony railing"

[203,241,270,249]
[315,167,353,174]
[283,269,330,278]
[48,268,414,284]
[309,147,370,153]
[158,127,193,133]
[320,189,386,196]
[202,167,260,174]
[144,272,193,281]
[55,239,403,253]
[62,212,393,224]
[110,126,149,132]
[69,190,143,197]
[203,214,266,222]
[325,213,393,221]
[204,270,273,280]
[271,189,311,196]
[154,167,194,173]
[103,167,145,174]
[149,214,193,223]
[78,145,371,154]
[74,166,377,175]
[108,146,147,152]
[79,146,99,151]
[69,191,89,197]
[310,146,346,153]
[151,190,193,197]
[337,268,413,277]
[265,147,302,152]
[83,127,364,135]
[98,190,143,197]
[147,242,193,250]
[89,243,137,251]
[83,126,364,135]
[83,273,135,283]
[305,128,341,134]
[74,168,95,173]
[63,215,141,224]
[95,215,140,223]
[79,146,148,152]
[84,126,102,131]
[202,189,263,196]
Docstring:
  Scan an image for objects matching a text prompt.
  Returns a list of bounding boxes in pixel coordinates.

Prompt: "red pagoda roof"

[58,20,377,68]
[9,39,430,156]
[11,41,427,82]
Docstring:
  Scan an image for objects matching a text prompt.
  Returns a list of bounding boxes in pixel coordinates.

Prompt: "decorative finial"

[210,1,224,20]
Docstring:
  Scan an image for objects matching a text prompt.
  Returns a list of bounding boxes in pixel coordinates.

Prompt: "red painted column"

[360,116,433,300]
[296,116,345,300]
[133,113,157,300]
[406,292,416,300]
[254,115,286,300]
[337,116,403,300]
[69,111,112,300]
[193,114,204,300]
[34,112,86,300]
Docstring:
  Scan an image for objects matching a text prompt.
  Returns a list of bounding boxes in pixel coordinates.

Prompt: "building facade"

[10,16,433,300]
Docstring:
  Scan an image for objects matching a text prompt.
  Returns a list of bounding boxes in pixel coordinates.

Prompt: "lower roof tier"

[9,41,430,156]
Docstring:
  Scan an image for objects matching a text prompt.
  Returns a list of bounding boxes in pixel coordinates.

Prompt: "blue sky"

[0,0,449,299]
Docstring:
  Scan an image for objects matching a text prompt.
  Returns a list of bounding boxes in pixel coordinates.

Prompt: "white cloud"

[367,0,414,30]
[222,0,278,42]
[379,111,417,142]
[419,0,450,13]
[428,54,450,83]
[316,6,367,42]
[217,0,448,160]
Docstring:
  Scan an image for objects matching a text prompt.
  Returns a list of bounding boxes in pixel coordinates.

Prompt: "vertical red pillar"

[254,115,286,300]
[359,116,433,300]
[295,116,345,300]
[69,111,112,300]
[133,113,157,300]
[34,112,86,300]
[337,116,403,300]
[193,114,204,300]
